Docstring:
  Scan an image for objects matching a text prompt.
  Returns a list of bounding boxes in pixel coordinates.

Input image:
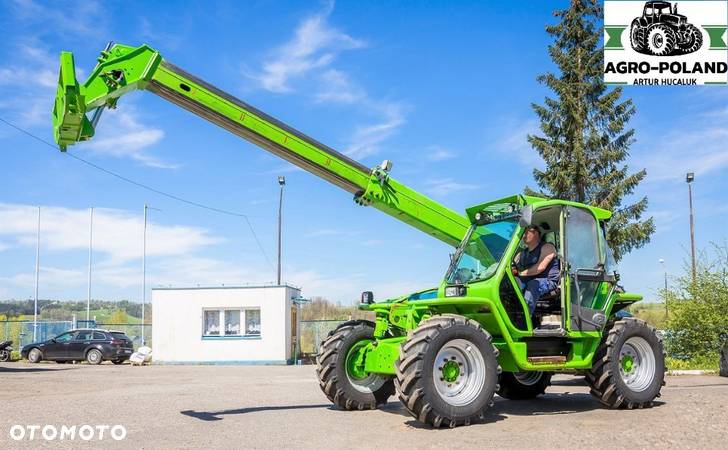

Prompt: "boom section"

[52,44,470,246]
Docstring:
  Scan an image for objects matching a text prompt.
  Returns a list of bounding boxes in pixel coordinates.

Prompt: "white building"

[151,285,301,364]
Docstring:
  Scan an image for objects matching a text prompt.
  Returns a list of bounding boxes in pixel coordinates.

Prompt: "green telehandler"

[52,43,665,428]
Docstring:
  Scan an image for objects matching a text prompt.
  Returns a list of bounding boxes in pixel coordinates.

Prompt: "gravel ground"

[1,362,726,449]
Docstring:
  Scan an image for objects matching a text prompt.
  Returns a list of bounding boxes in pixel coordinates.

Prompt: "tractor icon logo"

[630,1,703,55]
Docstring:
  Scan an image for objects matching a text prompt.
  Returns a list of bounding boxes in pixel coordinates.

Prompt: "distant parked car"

[21,329,134,365]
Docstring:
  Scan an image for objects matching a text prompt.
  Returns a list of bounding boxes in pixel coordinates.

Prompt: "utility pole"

[33,206,40,342]
[141,205,161,346]
[277,176,286,285]
[686,172,696,283]
[142,204,147,346]
[87,207,94,322]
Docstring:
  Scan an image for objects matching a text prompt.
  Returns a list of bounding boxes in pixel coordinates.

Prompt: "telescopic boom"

[52,43,470,246]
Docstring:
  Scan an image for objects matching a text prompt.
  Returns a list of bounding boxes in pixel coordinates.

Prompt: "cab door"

[563,206,613,332]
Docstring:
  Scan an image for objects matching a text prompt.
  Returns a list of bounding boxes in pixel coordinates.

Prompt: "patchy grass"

[666,354,720,371]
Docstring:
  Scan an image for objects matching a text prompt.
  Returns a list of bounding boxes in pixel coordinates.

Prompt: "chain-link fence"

[1,320,74,348]
[299,320,346,358]
[96,323,152,348]
[1,320,151,350]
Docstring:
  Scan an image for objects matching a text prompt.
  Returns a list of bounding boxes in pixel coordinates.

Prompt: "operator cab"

[516,205,563,330]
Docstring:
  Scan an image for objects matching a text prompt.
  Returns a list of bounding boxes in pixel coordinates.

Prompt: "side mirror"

[360,291,374,305]
[49,338,56,343]
[519,205,533,227]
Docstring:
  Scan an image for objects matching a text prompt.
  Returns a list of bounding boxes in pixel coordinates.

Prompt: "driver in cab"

[512,225,560,317]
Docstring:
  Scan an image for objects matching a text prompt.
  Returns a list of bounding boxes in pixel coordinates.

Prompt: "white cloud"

[248,2,404,161]
[636,125,728,183]
[84,107,176,169]
[344,102,405,159]
[490,118,544,168]
[314,69,364,104]
[424,178,479,197]
[252,1,365,93]
[0,204,220,264]
[426,146,457,162]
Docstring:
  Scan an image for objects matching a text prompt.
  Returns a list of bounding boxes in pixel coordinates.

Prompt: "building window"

[224,310,241,335]
[204,310,220,336]
[203,308,261,338]
[246,309,261,335]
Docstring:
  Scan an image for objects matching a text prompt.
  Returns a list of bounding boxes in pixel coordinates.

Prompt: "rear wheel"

[28,348,42,363]
[680,24,703,54]
[316,320,395,410]
[395,314,500,428]
[647,25,676,56]
[86,349,103,365]
[111,359,125,365]
[587,318,665,408]
[497,371,552,400]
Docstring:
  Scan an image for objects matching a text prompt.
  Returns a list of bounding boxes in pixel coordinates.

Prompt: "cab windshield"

[446,219,518,284]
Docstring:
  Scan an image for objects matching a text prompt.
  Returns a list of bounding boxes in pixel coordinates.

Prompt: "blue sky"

[0,0,726,305]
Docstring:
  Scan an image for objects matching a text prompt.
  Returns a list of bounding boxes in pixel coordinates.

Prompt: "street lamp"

[686,172,696,282]
[277,176,285,286]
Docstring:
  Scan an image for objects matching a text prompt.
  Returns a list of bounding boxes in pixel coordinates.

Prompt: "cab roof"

[465,194,612,223]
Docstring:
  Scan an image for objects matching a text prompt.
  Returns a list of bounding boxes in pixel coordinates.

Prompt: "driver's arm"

[518,243,556,277]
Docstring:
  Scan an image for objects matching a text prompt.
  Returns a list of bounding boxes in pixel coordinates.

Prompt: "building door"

[291,305,298,361]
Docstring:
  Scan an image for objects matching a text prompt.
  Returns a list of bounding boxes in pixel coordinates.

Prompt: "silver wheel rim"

[433,339,486,407]
[30,349,40,362]
[88,351,100,363]
[619,336,656,392]
[346,370,387,394]
[513,371,543,386]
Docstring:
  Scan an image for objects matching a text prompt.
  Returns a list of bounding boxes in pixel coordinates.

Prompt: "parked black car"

[21,329,134,365]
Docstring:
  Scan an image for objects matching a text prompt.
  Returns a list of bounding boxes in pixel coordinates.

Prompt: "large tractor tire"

[646,25,676,56]
[679,24,703,54]
[316,320,395,410]
[395,314,500,428]
[630,21,646,52]
[587,318,665,409]
[497,371,552,400]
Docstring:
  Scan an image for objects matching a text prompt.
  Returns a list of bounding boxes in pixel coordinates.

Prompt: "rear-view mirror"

[519,205,533,227]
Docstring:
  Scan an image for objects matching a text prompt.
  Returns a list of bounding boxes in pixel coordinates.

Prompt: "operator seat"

[534,230,561,315]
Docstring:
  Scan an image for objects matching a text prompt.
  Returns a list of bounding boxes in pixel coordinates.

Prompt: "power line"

[0,116,276,272]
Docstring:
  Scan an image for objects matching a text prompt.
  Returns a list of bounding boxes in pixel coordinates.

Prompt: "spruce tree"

[527,0,654,262]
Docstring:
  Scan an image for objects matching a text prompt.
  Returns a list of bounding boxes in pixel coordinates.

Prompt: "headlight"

[445,286,466,297]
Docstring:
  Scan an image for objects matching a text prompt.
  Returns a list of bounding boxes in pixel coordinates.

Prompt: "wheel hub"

[441,360,460,382]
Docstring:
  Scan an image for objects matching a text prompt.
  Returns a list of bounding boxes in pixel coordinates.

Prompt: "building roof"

[151,284,300,291]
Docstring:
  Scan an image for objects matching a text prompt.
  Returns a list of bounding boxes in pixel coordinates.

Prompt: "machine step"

[527,355,567,364]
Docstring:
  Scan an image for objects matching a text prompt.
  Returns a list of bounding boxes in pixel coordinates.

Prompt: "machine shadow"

[492,392,665,416]
[0,366,72,373]
[180,404,332,421]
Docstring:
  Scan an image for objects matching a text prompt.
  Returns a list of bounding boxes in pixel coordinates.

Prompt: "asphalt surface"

[1,362,727,449]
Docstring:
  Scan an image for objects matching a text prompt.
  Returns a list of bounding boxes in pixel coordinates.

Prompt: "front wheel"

[587,318,665,409]
[395,314,500,428]
[497,371,552,400]
[0,350,10,362]
[316,320,395,410]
